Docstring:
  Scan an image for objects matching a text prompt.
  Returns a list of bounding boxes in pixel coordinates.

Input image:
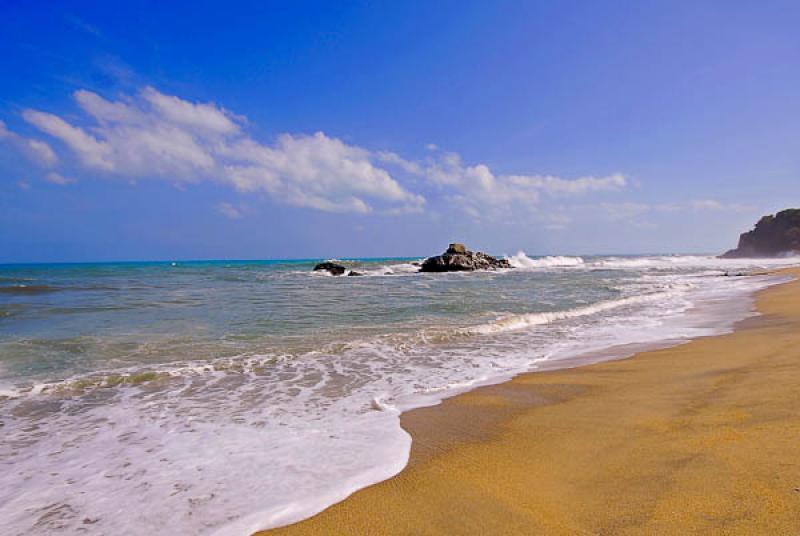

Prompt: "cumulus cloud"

[15,86,626,217]
[0,120,59,167]
[22,110,112,170]
[375,150,422,175]
[24,139,59,167]
[140,87,242,134]
[23,97,215,176]
[221,133,424,213]
[22,88,424,214]
[397,148,626,217]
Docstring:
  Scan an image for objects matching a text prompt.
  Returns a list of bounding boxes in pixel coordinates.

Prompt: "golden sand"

[261,269,800,535]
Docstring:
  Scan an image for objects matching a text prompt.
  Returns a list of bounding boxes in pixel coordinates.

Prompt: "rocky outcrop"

[721,209,800,258]
[420,243,512,272]
[313,261,347,276]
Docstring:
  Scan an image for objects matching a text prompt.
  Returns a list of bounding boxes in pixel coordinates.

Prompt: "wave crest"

[506,251,585,269]
[462,292,673,335]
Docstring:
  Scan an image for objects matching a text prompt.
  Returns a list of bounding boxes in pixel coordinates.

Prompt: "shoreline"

[260,268,800,535]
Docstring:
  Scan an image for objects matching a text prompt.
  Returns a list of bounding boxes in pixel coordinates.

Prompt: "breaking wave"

[506,251,585,269]
[463,291,680,335]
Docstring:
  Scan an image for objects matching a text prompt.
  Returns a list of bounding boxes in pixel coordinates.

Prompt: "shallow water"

[0,253,796,535]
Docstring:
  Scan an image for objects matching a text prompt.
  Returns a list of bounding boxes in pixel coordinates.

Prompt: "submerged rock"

[721,209,800,258]
[420,243,512,272]
[313,262,347,276]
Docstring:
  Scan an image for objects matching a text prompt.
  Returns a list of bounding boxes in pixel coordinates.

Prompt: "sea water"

[0,254,796,535]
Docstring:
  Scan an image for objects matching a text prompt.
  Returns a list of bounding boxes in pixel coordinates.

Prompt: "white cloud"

[45,172,75,185]
[74,89,142,124]
[412,149,625,217]
[375,151,422,175]
[506,173,626,196]
[216,202,243,219]
[17,179,31,190]
[140,87,241,134]
[15,86,628,218]
[22,110,112,170]
[424,152,540,211]
[22,88,424,214]
[24,139,59,167]
[0,119,59,167]
[222,133,425,213]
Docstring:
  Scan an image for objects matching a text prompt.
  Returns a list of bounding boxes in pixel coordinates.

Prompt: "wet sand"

[260,268,800,535]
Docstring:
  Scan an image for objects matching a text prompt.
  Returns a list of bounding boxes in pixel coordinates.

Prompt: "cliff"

[721,209,800,258]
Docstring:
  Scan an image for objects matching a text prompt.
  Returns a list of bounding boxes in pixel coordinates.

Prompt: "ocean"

[0,253,796,535]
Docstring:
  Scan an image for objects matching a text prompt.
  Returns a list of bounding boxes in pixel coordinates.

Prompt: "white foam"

[0,258,796,536]
[588,254,800,271]
[0,386,20,398]
[506,251,585,269]
[0,389,411,536]
[463,291,677,335]
[305,260,423,277]
[355,261,422,277]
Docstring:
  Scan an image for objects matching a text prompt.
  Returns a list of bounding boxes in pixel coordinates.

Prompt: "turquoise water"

[0,253,796,535]
[0,257,621,383]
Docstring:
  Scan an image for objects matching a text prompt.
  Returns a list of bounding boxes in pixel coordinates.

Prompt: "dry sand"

[261,269,800,535]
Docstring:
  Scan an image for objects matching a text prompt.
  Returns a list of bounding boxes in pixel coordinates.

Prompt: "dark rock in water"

[313,262,346,276]
[447,242,467,255]
[420,243,512,272]
[347,271,364,277]
[721,209,800,258]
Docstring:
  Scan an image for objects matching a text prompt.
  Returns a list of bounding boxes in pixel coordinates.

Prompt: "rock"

[313,261,346,276]
[347,271,364,277]
[721,209,800,258]
[420,244,512,272]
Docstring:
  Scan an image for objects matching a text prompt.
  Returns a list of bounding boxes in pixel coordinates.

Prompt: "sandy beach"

[262,268,800,535]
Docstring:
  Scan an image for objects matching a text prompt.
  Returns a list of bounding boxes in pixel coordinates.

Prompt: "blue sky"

[1,1,799,262]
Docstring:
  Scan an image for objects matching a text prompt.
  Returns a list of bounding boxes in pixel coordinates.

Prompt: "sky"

[1,0,799,262]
